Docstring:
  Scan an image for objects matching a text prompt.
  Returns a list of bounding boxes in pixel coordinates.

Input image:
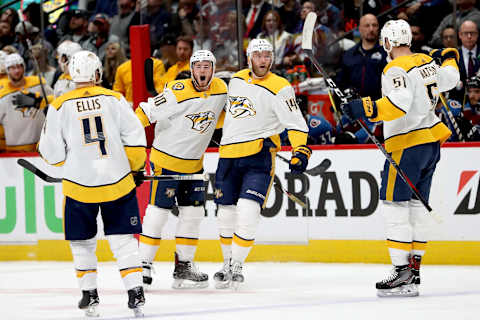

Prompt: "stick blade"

[305,158,331,176]
[17,158,61,183]
[302,12,317,51]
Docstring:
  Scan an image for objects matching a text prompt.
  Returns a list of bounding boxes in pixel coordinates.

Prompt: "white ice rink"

[1,261,479,320]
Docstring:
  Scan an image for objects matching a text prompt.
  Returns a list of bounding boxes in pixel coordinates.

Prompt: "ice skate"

[127,286,145,317]
[213,259,231,289]
[230,260,244,290]
[142,261,153,290]
[172,252,209,289]
[78,289,99,317]
[376,265,418,297]
[409,255,422,286]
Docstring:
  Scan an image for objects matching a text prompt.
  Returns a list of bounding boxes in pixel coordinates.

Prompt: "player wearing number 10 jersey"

[38,51,147,317]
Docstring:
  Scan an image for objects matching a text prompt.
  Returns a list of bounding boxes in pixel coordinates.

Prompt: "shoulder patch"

[172,82,185,90]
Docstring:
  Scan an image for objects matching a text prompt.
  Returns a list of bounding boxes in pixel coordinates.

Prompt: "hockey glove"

[12,91,42,109]
[289,145,312,174]
[132,171,145,187]
[429,48,460,64]
[340,97,377,121]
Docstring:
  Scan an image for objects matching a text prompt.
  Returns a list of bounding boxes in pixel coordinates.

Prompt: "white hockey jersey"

[371,53,458,152]
[38,86,146,203]
[0,76,53,152]
[53,73,75,98]
[220,69,309,158]
[136,78,227,173]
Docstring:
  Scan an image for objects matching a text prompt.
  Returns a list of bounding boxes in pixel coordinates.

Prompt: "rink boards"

[1,143,479,264]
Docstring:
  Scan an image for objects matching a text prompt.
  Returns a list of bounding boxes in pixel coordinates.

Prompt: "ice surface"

[1,261,479,320]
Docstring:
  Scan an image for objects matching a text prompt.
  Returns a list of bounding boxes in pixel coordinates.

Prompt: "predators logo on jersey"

[185,111,215,133]
[15,105,39,118]
[229,96,256,118]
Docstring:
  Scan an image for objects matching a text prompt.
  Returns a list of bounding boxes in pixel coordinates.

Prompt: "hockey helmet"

[190,49,216,88]
[57,40,82,73]
[69,50,103,84]
[380,19,412,54]
[246,38,274,76]
[467,76,480,89]
[5,53,25,70]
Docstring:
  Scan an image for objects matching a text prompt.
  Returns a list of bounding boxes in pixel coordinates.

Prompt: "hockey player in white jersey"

[135,50,227,289]
[38,51,147,317]
[213,39,310,289]
[341,20,459,297]
[0,53,53,152]
[53,40,82,97]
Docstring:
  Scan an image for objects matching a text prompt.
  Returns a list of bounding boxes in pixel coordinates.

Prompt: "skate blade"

[84,305,100,317]
[214,280,231,289]
[172,279,209,289]
[377,284,419,297]
[132,306,144,318]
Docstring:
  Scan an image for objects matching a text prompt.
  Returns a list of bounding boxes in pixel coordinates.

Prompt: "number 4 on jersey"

[81,115,108,156]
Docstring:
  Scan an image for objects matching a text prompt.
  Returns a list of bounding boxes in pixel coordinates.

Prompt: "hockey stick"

[276,154,331,176]
[17,159,209,183]
[301,12,442,223]
[274,180,306,208]
[144,57,159,97]
[439,93,464,141]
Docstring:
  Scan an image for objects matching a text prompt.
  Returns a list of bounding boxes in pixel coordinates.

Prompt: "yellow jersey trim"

[232,69,290,95]
[0,76,46,98]
[167,78,227,104]
[51,86,123,110]
[150,148,204,173]
[442,58,459,71]
[372,96,407,122]
[383,53,433,74]
[384,121,451,152]
[58,73,72,80]
[124,146,146,172]
[135,106,151,127]
[287,130,308,148]
[62,173,135,203]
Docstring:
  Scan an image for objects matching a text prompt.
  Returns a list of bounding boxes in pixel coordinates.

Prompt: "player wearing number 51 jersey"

[341,20,459,298]
[38,51,147,317]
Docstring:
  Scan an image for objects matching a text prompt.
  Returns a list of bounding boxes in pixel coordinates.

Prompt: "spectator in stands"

[215,10,244,71]
[464,76,480,128]
[441,25,457,48]
[430,0,480,47]
[276,0,300,34]
[59,9,90,45]
[161,35,193,85]
[458,20,480,82]
[293,1,315,34]
[244,0,272,39]
[0,53,53,152]
[0,8,19,30]
[0,19,15,49]
[156,34,178,71]
[28,43,56,87]
[192,13,212,52]
[410,21,432,54]
[110,0,137,52]
[336,13,387,100]
[142,0,173,49]
[102,42,127,89]
[15,21,55,72]
[316,0,342,33]
[257,10,293,68]
[172,0,199,36]
[114,55,166,104]
[23,2,49,31]
[83,14,120,62]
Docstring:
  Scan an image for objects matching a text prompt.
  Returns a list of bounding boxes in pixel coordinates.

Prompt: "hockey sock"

[410,199,430,257]
[175,206,204,261]
[139,205,168,263]
[108,234,142,290]
[382,201,412,266]
[70,237,98,290]
[232,198,261,263]
[217,204,236,261]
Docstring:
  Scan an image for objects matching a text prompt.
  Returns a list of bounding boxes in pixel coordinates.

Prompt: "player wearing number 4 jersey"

[135,50,227,290]
[341,20,459,297]
[38,51,147,317]
[213,39,310,289]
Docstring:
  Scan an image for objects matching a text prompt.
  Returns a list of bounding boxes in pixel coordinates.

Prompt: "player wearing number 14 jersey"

[341,20,459,297]
[38,51,147,317]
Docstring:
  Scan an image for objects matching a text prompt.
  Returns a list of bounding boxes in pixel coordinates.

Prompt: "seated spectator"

[192,13,212,52]
[336,14,387,100]
[15,21,55,72]
[160,35,193,86]
[83,14,120,62]
[410,20,432,54]
[110,0,137,52]
[59,9,90,45]
[172,0,199,36]
[441,25,457,48]
[0,19,15,49]
[244,0,272,39]
[430,0,480,47]
[0,53,53,153]
[0,8,19,31]
[27,43,56,87]
[102,42,127,89]
[275,0,300,34]
[257,10,294,68]
[464,76,480,128]
[316,0,342,33]
[292,1,316,34]
[142,0,173,49]
[155,34,177,71]
[214,10,244,71]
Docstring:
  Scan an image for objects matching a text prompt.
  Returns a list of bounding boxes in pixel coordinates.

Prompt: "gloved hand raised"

[289,145,312,174]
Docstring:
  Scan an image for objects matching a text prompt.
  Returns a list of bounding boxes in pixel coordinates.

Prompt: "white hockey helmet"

[190,49,216,88]
[246,38,274,76]
[69,50,103,84]
[57,40,82,73]
[0,51,7,74]
[5,53,25,70]
[380,19,412,54]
